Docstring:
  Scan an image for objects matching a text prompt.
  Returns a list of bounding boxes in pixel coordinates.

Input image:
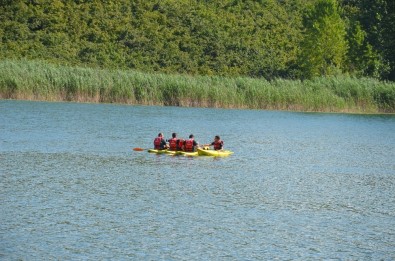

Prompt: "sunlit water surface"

[1,100,394,260]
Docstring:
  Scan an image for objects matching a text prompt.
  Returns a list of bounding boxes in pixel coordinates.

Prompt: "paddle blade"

[133,148,144,151]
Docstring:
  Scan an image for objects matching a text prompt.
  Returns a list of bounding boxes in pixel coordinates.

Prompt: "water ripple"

[1,101,395,260]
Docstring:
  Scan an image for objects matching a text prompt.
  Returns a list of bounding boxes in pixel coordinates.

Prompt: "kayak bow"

[197,148,234,157]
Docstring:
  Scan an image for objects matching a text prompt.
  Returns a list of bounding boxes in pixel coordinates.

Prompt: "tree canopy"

[1,0,394,80]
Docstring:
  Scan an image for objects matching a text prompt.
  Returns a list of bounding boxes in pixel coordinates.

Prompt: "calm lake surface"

[1,100,395,260]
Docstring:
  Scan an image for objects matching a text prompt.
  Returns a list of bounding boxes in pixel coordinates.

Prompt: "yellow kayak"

[165,150,178,155]
[176,151,199,157]
[148,148,231,157]
[147,149,198,157]
[147,149,168,154]
[165,150,197,156]
[197,148,234,157]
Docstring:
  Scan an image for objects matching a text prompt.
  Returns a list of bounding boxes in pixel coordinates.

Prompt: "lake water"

[1,100,395,260]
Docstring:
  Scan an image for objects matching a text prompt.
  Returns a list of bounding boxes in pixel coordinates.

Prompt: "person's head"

[215,135,220,141]
[172,133,177,138]
[189,134,194,139]
[158,133,163,137]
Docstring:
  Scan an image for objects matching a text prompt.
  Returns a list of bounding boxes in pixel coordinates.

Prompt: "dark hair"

[172,133,177,138]
[189,134,194,138]
[215,135,220,140]
[158,133,163,137]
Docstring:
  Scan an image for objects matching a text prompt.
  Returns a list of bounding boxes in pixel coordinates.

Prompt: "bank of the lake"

[1,59,394,113]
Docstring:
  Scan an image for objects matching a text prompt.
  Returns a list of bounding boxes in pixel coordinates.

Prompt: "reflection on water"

[1,100,395,259]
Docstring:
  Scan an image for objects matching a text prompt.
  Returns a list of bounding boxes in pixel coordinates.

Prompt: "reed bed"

[1,59,394,113]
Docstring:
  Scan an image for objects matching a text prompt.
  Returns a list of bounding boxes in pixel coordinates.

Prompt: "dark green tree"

[341,0,394,80]
[298,0,348,78]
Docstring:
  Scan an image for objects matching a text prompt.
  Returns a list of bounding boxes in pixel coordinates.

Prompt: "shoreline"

[1,59,394,114]
[2,97,394,116]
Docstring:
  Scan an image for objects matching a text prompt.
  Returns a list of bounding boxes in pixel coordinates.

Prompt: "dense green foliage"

[341,0,395,79]
[1,60,394,112]
[1,0,394,80]
[299,0,348,78]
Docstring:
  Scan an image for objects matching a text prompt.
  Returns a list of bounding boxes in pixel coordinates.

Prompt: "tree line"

[1,0,394,81]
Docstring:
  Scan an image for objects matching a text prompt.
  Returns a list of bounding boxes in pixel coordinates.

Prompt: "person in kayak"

[154,133,168,150]
[167,133,184,151]
[177,137,184,151]
[204,135,224,150]
[184,134,199,152]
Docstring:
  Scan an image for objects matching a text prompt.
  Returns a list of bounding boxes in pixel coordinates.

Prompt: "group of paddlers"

[154,133,224,152]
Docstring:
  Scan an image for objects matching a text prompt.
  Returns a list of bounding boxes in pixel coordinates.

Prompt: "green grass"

[1,59,394,113]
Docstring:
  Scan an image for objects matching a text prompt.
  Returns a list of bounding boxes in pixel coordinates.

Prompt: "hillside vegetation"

[1,0,394,80]
[1,1,394,113]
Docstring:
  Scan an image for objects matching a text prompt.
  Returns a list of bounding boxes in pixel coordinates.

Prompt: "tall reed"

[1,59,394,113]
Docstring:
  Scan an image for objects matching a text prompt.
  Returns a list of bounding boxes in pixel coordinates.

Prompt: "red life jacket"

[168,138,178,151]
[184,139,195,152]
[177,139,184,150]
[154,137,163,149]
[213,140,223,150]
